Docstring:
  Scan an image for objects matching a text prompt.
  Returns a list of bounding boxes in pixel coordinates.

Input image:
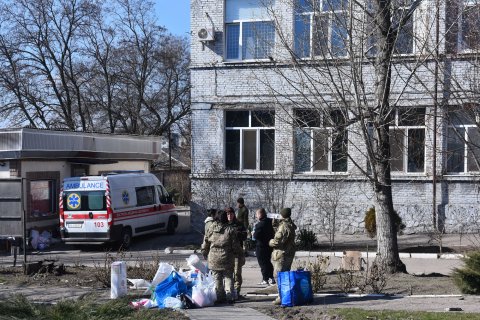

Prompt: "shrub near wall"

[453,251,480,294]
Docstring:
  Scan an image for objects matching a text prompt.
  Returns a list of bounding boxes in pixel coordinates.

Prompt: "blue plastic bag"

[277,270,313,307]
[154,271,189,308]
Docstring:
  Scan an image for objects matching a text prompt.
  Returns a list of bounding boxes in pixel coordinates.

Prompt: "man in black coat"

[253,208,275,285]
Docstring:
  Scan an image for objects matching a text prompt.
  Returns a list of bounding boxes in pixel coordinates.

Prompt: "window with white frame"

[459,0,480,52]
[294,109,348,172]
[392,0,414,54]
[225,110,275,171]
[446,107,480,173]
[366,0,414,56]
[389,107,425,173]
[294,0,348,58]
[225,0,276,60]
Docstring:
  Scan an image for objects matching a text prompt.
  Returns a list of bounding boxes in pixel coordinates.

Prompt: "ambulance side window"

[157,185,172,204]
[136,186,155,206]
[162,186,173,204]
[156,185,166,204]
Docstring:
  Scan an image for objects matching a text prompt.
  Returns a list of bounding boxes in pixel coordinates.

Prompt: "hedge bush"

[453,251,480,294]
[296,229,318,250]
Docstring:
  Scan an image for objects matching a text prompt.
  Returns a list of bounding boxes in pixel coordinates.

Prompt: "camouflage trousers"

[211,269,234,302]
[271,253,295,304]
[234,254,246,294]
[272,253,295,283]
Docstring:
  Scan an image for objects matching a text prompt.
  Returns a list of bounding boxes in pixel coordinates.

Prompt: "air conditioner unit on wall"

[198,27,215,42]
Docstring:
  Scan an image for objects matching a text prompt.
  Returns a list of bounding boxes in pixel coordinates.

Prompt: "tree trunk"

[373,151,406,273]
[371,0,406,273]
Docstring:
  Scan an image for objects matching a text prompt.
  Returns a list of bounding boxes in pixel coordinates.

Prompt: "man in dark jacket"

[253,208,275,286]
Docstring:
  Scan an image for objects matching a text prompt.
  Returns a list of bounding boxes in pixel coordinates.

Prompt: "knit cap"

[280,208,291,218]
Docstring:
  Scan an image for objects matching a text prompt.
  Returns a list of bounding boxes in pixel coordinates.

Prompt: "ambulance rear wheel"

[119,227,132,250]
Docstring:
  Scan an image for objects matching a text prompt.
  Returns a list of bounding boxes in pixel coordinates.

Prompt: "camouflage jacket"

[269,217,297,261]
[228,218,247,256]
[236,206,249,230]
[204,216,214,236]
[201,221,242,271]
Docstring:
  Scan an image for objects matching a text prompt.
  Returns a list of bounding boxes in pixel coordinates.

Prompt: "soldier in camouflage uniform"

[236,197,249,255]
[236,198,249,229]
[204,208,217,236]
[226,207,247,299]
[201,210,242,303]
[269,207,297,305]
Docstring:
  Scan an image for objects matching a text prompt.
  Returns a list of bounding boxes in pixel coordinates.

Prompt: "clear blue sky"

[154,0,190,37]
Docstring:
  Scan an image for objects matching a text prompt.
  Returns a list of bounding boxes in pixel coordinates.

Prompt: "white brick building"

[190,0,480,235]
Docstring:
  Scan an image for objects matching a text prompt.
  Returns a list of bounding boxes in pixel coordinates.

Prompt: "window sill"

[391,172,426,175]
[440,174,480,183]
[392,52,416,57]
[293,171,349,175]
[365,52,418,60]
[223,59,273,65]
[296,55,349,61]
[456,49,480,55]
[292,172,432,181]
[443,173,480,177]
[224,170,275,174]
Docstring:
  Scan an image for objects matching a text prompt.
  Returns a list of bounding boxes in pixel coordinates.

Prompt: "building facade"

[0,128,162,239]
[190,0,480,235]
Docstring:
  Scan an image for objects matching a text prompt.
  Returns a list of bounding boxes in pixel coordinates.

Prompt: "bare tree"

[0,0,99,130]
[110,0,191,136]
[314,176,345,249]
[0,0,190,137]
[82,2,120,133]
[0,34,49,127]
[249,0,450,273]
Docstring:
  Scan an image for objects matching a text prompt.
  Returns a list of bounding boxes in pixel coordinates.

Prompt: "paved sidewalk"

[185,306,275,320]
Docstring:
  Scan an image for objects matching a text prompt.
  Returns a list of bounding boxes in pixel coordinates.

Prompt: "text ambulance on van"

[59,173,178,249]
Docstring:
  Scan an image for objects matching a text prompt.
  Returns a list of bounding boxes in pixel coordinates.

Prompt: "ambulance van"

[59,172,178,248]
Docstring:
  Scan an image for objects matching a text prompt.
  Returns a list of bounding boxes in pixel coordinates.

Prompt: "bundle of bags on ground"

[129,254,216,309]
[30,229,52,250]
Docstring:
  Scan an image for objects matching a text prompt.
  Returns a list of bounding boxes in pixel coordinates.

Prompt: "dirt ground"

[0,265,106,289]
[238,272,465,320]
[0,261,461,295]
[250,271,460,296]
[0,239,475,320]
[0,263,464,320]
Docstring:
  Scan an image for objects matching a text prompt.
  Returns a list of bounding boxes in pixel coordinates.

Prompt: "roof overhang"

[0,128,162,163]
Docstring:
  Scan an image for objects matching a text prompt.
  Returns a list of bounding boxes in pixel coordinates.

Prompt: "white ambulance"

[59,172,178,248]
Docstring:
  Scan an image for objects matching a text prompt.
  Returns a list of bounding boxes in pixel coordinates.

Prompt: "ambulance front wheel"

[119,227,132,249]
